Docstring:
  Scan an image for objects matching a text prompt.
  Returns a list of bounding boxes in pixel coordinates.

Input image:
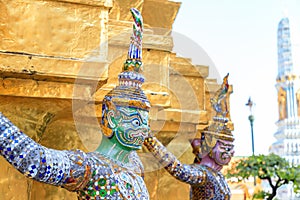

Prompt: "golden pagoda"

[0,0,233,199]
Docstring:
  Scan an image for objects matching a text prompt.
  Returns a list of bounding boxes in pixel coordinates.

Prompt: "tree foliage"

[226,153,300,200]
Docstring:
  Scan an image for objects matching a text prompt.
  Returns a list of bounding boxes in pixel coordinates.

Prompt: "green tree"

[226,154,300,200]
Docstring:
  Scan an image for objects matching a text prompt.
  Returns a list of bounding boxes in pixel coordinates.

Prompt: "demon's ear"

[190,135,216,157]
[189,138,201,155]
[107,110,119,129]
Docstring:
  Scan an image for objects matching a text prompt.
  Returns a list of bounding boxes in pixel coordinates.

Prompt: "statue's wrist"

[0,113,12,131]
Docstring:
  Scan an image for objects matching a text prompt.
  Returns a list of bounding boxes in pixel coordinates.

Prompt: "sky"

[171,0,300,156]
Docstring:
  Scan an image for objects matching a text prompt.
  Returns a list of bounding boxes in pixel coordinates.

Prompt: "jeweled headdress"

[205,73,233,141]
[101,8,150,137]
[191,73,234,155]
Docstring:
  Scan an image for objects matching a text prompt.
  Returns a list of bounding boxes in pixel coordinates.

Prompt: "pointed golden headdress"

[205,73,233,141]
[191,74,234,154]
[101,8,150,137]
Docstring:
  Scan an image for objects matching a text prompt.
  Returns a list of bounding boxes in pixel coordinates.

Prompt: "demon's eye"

[132,119,140,127]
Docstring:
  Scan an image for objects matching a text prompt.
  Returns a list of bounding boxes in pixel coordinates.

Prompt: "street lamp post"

[248,114,255,156]
[246,97,256,186]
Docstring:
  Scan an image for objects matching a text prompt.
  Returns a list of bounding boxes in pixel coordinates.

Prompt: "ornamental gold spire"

[117,8,145,90]
[203,73,234,149]
[123,8,144,73]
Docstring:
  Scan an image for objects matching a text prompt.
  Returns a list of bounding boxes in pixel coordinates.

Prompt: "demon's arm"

[144,136,207,185]
[0,112,91,191]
